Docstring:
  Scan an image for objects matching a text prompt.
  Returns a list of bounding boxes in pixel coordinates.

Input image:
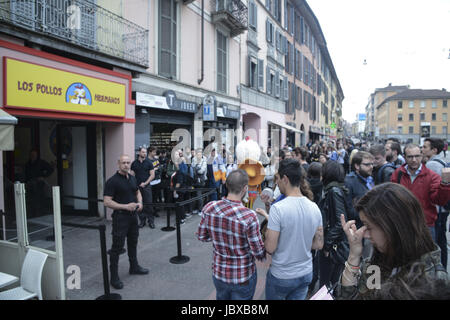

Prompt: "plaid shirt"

[197,199,266,284]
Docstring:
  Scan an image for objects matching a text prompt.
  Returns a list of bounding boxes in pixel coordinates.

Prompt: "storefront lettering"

[94,94,120,104]
[17,81,62,96]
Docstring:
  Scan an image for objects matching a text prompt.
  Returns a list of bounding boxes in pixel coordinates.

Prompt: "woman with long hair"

[337,183,449,299]
[318,160,350,289]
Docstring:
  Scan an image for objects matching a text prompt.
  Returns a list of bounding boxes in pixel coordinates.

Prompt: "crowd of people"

[103,136,450,298]
[195,136,450,300]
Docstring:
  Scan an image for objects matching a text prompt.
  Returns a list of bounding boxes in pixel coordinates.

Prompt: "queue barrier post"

[61,221,121,300]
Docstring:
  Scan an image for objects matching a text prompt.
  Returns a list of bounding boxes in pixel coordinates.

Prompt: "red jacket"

[391,164,450,227]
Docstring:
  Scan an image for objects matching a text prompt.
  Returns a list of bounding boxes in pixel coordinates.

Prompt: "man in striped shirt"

[197,169,266,300]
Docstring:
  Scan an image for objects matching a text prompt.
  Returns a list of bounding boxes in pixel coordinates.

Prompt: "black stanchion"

[161,206,175,232]
[169,203,190,264]
[61,221,121,300]
[96,224,121,300]
[168,188,215,265]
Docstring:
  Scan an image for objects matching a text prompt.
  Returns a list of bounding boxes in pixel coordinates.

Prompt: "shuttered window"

[217,30,227,93]
[159,0,177,78]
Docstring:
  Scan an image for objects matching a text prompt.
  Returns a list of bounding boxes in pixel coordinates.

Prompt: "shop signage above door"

[135,91,197,113]
[4,57,126,117]
[217,104,240,119]
[202,95,216,121]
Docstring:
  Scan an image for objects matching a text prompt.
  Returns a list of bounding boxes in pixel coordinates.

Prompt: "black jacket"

[319,182,349,252]
[307,177,323,205]
[344,172,369,228]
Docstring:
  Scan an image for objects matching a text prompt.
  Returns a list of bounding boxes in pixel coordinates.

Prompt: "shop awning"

[269,121,303,134]
[0,108,18,151]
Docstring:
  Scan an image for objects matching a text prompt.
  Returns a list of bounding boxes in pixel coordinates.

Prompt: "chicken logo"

[66,83,92,105]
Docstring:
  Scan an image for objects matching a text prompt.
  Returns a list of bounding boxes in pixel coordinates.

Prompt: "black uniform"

[131,158,154,225]
[104,171,142,288]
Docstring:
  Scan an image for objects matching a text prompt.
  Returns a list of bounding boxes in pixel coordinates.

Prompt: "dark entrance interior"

[3,118,98,219]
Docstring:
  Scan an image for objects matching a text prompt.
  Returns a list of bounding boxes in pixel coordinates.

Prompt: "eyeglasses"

[361,163,374,167]
[406,155,422,160]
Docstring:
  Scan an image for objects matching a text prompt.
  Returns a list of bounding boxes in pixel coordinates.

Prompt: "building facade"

[240,0,344,151]
[0,0,148,218]
[365,84,409,140]
[376,88,450,143]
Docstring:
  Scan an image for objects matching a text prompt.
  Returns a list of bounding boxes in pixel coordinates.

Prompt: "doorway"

[4,119,98,218]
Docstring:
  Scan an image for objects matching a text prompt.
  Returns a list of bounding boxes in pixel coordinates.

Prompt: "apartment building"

[128,0,244,153]
[240,0,344,149]
[376,88,450,143]
[365,84,410,140]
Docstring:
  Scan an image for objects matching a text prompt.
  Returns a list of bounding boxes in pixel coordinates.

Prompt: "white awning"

[268,121,303,134]
[0,109,18,151]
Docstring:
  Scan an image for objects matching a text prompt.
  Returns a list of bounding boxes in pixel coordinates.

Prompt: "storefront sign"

[203,95,216,121]
[4,57,126,117]
[136,91,197,113]
[217,104,240,119]
[136,92,169,110]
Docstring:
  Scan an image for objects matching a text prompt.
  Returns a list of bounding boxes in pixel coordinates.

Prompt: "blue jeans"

[213,272,257,300]
[265,269,312,300]
[429,226,436,243]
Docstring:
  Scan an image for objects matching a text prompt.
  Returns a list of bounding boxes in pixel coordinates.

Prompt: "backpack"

[376,163,397,184]
[431,159,450,211]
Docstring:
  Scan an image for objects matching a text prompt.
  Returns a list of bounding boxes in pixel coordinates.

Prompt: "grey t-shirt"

[267,196,322,279]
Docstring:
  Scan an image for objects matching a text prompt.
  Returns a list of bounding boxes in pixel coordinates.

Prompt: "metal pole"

[161,206,175,232]
[169,202,189,264]
[96,224,121,300]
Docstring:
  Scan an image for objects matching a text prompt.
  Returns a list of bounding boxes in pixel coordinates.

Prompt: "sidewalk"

[61,209,271,300]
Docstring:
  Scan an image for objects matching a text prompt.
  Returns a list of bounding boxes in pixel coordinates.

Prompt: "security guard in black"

[104,155,149,290]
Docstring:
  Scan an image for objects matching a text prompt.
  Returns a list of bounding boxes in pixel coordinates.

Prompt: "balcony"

[0,0,148,69]
[211,0,248,37]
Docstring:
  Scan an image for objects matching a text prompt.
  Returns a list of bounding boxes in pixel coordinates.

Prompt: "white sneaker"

[173,192,179,199]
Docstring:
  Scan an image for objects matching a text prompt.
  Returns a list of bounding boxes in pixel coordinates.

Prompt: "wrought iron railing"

[212,0,248,32]
[0,0,148,67]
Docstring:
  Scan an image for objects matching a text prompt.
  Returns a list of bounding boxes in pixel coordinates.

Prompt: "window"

[409,113,414,121]
[159,0,177,78]
[421,100,426,108]
[257,59,264,91]
[444,100,448,108]
[266,19,274,44]
[266,67,275,96]
[398,126,403,134]
[409,101,414,108]
[398,114,403,121]
[248,0,257,30]
[420,113,425,121]
[443,113,448,121]
[398,101,403,109]
[217,30,227,93]
[443,126,448,135]
[409,126,414,134]
[432,113,436,121]
[432,100,437,108]
[431,126,436,135]
[248,56,258,89]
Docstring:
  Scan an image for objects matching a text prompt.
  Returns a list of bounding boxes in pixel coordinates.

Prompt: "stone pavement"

[61,208,271,300]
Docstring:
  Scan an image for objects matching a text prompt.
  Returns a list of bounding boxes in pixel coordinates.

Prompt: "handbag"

[325,185,350,266]
[329,241,349,266]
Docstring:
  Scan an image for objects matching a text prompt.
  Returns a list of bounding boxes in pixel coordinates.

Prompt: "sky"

[306,0,450,123]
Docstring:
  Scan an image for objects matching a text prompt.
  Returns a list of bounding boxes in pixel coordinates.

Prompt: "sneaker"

[185,213,192,218]
[173,192,179,199]
[180,219,185,225]
[192,210,199,215]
